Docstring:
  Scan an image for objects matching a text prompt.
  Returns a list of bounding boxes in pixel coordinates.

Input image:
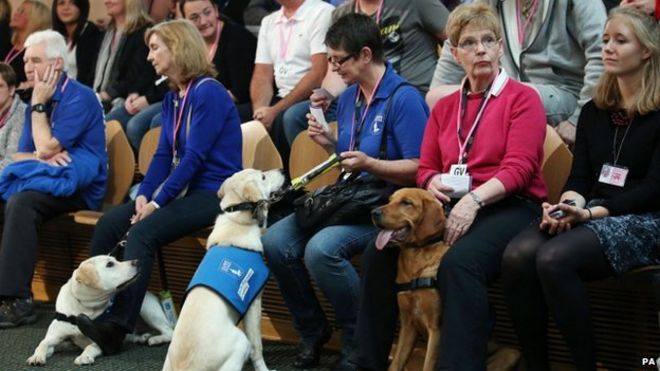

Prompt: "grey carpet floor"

[0,303,340,371]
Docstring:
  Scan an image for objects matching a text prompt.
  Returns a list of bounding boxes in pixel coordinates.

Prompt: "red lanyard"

[0,98,13,129]
[349,72,385,151]
[355,0,384,24]
[172,81,193,157]
[3,46,25,64]
[207,21,223,61]
[278,18,296,61]
[515,0,539,46]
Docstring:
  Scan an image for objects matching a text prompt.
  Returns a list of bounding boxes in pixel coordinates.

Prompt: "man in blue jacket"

[0,30,107,328]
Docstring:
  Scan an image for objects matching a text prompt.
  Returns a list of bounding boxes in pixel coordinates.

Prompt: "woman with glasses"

[262,13,428,371]
[351,3,547,370]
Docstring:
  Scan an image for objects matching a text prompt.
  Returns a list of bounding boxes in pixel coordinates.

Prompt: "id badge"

[598,163,628,187]
[440,173,472,198]
[449,164,469,176]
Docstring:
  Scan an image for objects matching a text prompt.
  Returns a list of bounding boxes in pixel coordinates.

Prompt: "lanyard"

[0,98,13,129]
[3,46,25,64]
[515,0,539,46]
[172,81,193,157]
[278,18,296,62]
[207,21,223,62]
[349,72,385,151]
[456,82,492,165]
[355,0,384,24]
[611,121,633,166]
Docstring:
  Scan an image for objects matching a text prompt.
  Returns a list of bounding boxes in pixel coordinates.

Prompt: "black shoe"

[0,297,37,328]
[293,326,333,369]
[76,314,126,355]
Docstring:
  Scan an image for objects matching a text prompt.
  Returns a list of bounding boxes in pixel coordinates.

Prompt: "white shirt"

[65,44,78,81]
[255,0,334,98]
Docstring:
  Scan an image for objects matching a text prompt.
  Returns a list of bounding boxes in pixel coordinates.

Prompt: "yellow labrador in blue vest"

[163,168,285,371]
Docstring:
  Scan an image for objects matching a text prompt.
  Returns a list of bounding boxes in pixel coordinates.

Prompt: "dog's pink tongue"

[375,230,394,250]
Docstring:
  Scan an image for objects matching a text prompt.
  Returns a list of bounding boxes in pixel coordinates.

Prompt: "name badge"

[598,163,628,187]
[449,164,468,176]
[440,173,472,198]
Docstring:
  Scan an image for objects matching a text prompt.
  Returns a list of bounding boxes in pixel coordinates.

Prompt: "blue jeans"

[282,99,338,146]
[106,102,163,151]
[89,190,220,331]
[262,213,376,347]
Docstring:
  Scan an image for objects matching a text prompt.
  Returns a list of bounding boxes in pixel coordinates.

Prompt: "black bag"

[293,83,411,230]
[293,174,394,230]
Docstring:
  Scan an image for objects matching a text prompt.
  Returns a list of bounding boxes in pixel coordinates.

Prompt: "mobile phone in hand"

[548,199,576,219]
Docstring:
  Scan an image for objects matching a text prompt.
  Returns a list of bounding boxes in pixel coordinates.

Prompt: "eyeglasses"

[327,54,356,67]
[457,35,499,52]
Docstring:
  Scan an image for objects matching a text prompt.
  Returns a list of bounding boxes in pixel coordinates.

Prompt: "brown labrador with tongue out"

[372,188,449,371]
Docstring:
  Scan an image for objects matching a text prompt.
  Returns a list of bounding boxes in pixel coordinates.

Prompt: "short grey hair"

[24,30,68,71]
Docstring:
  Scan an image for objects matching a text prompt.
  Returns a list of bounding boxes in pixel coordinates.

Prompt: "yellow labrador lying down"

[163,168,285,371]
[27,255,173,366]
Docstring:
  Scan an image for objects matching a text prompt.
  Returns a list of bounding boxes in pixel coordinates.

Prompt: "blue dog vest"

[186,246,269,319]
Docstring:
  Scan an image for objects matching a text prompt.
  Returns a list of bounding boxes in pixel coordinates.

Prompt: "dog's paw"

[147,334,171,346]
[74,354,96,366]
[26,353,47,366]
[126,333,151,344]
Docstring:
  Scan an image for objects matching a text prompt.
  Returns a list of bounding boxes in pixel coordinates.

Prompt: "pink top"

[417,73,548,201]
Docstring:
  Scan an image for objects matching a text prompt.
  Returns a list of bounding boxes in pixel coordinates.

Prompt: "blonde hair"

[446,2,502,47]
[11,0,51,46]
[115,0,152,34]
[145,20,216,85]
[592,7,660,115]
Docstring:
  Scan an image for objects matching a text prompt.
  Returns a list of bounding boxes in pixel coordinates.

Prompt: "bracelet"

[586,208,592,220]
[468,191,485,209]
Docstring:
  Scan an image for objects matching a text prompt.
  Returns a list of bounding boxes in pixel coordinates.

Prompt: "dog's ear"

[218,177,231,199]
[242,179,264,202]
[413,195,446,242]
[75,263,101,289]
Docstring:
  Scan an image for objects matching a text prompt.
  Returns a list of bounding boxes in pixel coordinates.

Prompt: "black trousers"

[351,196,540,371]
[0,191,86,298]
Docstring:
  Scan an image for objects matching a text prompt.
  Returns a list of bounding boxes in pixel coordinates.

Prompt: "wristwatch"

[31,103,47,114]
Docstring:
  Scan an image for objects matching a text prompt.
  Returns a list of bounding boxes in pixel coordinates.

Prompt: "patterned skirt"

[583,209,660,275]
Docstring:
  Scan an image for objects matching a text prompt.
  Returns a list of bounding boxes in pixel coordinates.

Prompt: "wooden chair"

[289,122,340,191]
[73,120,136,225]
[541,125,573,204]
[241,120,283,170]
[138,126,162,176]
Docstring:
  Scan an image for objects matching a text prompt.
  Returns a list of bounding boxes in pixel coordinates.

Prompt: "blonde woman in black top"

[502,7,660,371]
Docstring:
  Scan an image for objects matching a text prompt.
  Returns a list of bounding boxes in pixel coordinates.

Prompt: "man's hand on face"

[32,64,61,106]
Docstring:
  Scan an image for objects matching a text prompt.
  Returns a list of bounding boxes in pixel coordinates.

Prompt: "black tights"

[501,225,614,371]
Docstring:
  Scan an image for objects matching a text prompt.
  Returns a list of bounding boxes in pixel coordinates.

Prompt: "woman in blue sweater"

[76,19,242,355]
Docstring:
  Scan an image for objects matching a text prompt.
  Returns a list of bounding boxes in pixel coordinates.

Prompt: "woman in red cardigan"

[351,3,548,370]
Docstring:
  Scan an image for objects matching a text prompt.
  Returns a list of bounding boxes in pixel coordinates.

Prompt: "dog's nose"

[130,259,139,267]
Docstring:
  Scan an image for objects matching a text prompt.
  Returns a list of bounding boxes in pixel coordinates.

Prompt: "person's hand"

[131,195,157,224]
[41,150,71,166]
[306,112,335,149]
[539,201,590,235]
[620,0,656,14]
[99,91,112,102]
[444,196,479,245]
[339,151,373,173]
[310,88,334,112]
[125,95,148,115]
[32,65,60,106]
[555,121,576,146]
[253,106,279,131]
[425,174,454,204]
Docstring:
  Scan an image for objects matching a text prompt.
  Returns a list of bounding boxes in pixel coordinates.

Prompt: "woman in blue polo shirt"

[262,13,428,370]
[75,20,242,355]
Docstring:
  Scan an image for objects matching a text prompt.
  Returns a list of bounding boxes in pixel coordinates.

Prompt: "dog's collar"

[55,311,78,325]
[407,232,445,248]
[396,277,438,292]
[219,200,268,214]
